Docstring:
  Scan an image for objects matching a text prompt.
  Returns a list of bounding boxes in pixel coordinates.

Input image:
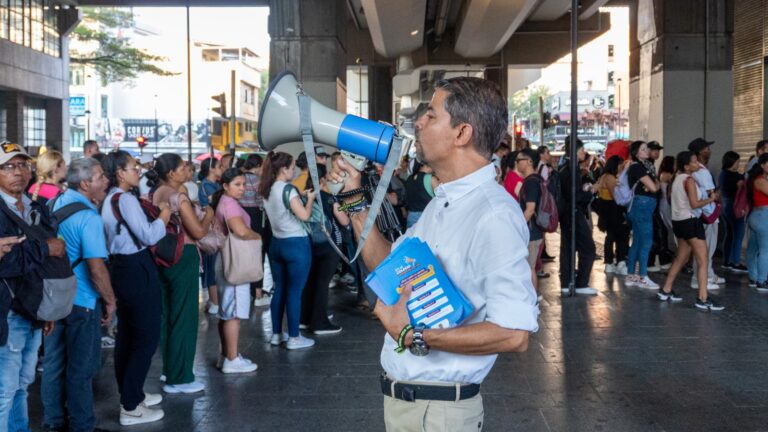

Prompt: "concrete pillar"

[368,65,392,123]
[46,98,65,153]
[268,0,346,110]
[5,93,24,147]
[629,0,733,165]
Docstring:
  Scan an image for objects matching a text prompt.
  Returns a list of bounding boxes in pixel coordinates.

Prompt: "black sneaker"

[313,324,342,335]
[721,263,733,271]
[749,279,758,288]
[695,296,725,311]
[756,281,768,293]
[729,264,748,274]
[657,289,682,302]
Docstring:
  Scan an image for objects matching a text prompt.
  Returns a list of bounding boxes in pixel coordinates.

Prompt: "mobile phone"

[17,235,26,242]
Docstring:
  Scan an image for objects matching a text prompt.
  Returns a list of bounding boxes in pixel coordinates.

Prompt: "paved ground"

[27,231,768,432]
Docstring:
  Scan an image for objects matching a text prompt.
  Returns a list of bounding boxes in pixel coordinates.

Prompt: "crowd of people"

[0,75,765,431]
[497,134,768,312]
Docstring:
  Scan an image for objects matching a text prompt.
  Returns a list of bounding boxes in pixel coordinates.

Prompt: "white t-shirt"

[263,180,307,239]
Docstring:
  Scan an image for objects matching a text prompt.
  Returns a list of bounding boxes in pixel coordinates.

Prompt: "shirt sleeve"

[469,209,538,332]
[119,193,166,247]
[80,212,108,260]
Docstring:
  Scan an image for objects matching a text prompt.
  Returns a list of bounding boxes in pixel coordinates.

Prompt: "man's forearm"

[349,209,392,272]
[87,259,116,305]
[421,321,529,355]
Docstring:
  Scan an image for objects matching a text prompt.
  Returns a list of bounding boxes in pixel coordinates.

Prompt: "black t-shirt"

[721,170,742,199]
[627,163,657,198]
[519,176,543,241]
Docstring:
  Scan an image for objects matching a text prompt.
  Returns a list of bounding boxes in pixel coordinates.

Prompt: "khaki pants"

[383,394,484,432]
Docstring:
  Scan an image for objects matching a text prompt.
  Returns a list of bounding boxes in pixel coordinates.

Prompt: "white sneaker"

[710,275,726,285]
[637,276,660,289]
[142,392,162,407]
[299,323,309,330]
[253,294,271,307]
[624,275,640,287]
[162,381,205,394]
[159,374,166,382]
[691,281,720,290]
[604,263,616,273]
[207,303,219,315]
[615,261,628,276]
[216,353,252,369]
[120,404,165,426]
[269,332,289,346]
[647,265,662,273]
[574,287,598,295]
[221,356,258,374]
[660,263,672,270]
[286,335,315,350]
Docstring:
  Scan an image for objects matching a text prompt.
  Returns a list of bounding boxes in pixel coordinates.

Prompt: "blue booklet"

[365,237,474,329]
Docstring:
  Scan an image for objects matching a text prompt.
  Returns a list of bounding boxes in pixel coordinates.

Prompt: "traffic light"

[608,94,615,108]
[514,124,523,140]
[136,135,147,148]
[543,111,552,128]
[211,93,227,118]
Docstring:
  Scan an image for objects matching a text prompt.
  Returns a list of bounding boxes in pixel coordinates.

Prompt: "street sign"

[69,96,86,117]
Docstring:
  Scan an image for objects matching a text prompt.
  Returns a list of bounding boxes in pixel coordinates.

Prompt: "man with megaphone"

[329,77,539,431]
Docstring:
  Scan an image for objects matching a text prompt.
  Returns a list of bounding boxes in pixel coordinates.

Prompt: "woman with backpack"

[259,151,316,350]
[595,155,630,276]
[720,151,747,273]
[404,161,437,228]
[747,153,768,292]
[101,150,171,425]
[624,141,661,289]
[146,153,215,394]
[300,164,347,335]
[211,168,261,373]
[658,151,724,311]
[198,157,222,315]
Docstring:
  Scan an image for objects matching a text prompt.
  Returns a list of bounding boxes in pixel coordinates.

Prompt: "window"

[23,103,46,149]
[608,44,615,58]
[100,94,108,118]
[242,84,255,105]
[221,49,239,62]
[70,66,85,86]
[202,48,219,62]
[1,0,60,57]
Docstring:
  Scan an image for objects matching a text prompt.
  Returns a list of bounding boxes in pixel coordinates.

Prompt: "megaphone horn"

[258,71,396,164]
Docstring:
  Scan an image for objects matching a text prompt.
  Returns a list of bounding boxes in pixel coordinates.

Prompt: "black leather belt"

[380,373,480,402]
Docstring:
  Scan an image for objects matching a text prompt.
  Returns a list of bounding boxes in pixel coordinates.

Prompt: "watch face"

[409,343,429,356]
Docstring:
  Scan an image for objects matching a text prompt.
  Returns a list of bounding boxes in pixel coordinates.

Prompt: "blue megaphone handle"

[337,115,396,164]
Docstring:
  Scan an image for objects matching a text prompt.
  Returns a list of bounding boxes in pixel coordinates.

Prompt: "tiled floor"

[26,233,768,431]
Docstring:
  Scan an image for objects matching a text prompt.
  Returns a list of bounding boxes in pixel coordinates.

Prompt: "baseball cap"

[647,141,664,150]
[314,146,328,156]
[687,137,714,153]
[0,142,31,165]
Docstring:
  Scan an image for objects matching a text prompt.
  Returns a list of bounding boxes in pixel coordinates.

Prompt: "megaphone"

[258,71,396,165]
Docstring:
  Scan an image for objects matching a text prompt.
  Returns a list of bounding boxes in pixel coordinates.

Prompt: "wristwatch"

[409,324,429,356]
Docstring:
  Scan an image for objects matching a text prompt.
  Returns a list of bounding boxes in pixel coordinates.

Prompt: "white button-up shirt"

[380,163,539,385]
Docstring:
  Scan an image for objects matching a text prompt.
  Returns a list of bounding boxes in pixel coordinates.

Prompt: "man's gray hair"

[435,77,508,160]
[66,157,101,191]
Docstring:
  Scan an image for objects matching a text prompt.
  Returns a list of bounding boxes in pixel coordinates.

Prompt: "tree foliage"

[70,7,176,84]
[508,85,552,122]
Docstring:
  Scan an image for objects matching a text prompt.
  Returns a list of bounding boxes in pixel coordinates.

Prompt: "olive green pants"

[158,245,200,385]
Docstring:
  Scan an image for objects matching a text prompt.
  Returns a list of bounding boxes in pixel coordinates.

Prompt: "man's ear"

[454,123,474,149]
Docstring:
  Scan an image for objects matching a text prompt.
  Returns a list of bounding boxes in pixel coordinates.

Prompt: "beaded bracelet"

[336,187,369,199]
[395,324,414,353]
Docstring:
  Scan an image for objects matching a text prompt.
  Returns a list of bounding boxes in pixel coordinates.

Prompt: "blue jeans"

[41,304,102,432]
[721,198,746,265]
[269,236,312,337]
[626,195,657,276]
[0,311,41,432]
[748,208,768,282]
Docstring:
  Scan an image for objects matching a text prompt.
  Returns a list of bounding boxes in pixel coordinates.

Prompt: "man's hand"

[329,158,363,196]
[46,238,66,258]
[374,284,414,345]
[43,321,55,336]
[102,301,116,327]
[0,236,23,259]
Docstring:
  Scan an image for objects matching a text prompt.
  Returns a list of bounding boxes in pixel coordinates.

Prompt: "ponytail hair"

[198,157,218,181]
[258,151,293,199]
[145,153,183,189]
[31,150,64,201]
[211,167,243,210]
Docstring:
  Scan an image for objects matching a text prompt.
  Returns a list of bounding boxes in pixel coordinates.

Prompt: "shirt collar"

[434,163,496,203]
[61,188,98,211]
[0,189,31,209]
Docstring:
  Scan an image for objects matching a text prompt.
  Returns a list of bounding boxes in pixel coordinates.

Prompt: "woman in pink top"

[212,168,262,373]
[29,150,66,203]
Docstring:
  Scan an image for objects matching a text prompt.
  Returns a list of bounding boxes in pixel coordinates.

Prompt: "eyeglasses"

[515,158,531,163]
[0,162,31,173]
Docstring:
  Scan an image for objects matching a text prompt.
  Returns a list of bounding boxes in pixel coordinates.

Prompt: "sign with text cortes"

[69,96,86,117]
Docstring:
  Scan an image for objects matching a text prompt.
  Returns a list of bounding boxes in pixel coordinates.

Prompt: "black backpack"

[0,199,86,322]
